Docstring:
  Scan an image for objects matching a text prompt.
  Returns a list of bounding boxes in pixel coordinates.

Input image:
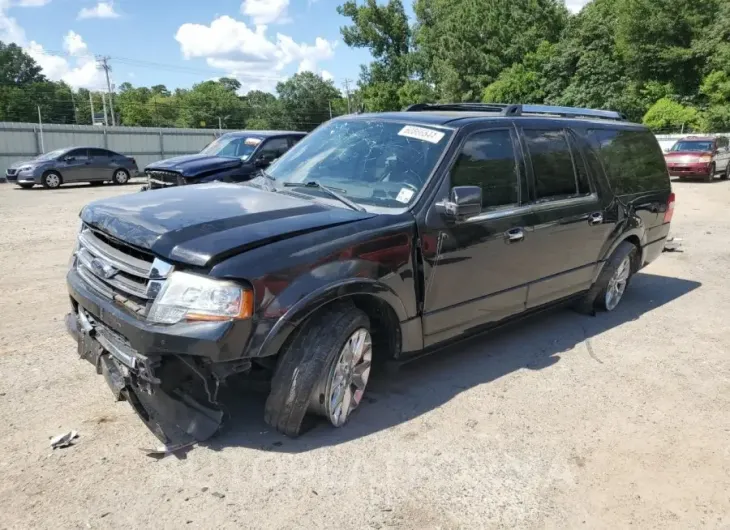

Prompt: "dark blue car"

[142,130,306,190]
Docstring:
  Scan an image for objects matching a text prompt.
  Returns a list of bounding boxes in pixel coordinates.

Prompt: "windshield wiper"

[283,181,365,212]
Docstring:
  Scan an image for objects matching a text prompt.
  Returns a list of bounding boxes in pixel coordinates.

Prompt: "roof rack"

[405,102,625,121]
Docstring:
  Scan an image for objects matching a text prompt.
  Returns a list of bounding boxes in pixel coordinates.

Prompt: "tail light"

[664,192,675,223]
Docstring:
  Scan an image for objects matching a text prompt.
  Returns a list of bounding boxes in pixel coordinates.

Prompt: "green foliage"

[0,42,45,86]
[642,97,705,132]
[275,72,343,130]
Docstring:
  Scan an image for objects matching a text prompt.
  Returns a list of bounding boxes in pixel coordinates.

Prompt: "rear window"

[587,129,668,195]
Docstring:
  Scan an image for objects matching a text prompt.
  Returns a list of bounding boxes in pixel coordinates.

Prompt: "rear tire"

[112,169,130,185]
[594,242,638,312]
[264,303,371,437]
[42,171,62,189]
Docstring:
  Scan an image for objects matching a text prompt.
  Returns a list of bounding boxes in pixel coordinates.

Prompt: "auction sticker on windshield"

[395,188,415,203]
[398,125,445,144]
[245,138,262,146]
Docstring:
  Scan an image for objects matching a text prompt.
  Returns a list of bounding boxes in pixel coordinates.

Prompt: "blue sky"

[0,0,589,94]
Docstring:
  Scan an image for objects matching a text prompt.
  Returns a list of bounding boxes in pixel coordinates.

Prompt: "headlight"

[699,155,713,163]
[18,165,35,171]
[147,271,253,324]
[68,221,83,268]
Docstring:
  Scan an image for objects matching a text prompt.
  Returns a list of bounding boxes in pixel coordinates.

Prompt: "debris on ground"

[664,236,683,252]
[50,430,79,449]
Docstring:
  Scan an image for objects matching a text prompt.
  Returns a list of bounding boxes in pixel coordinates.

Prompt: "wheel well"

[349,295,401,364]
[623,235,641,272]
[42,169,62,182]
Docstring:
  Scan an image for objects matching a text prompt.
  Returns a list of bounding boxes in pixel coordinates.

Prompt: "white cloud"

[16,0,51,6]
[78,1,120,19]
[241,0,290,25]
[565,0,590,13]
[0,0,26,44]
[175,16,336,92]
[321,70,333,82]
[26,32,107,90]
[63,30,88,56]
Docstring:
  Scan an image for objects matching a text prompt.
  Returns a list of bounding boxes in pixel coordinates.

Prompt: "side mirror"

[437,186,482,221]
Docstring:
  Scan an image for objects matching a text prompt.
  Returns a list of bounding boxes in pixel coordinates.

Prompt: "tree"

[338,0,412,111]
[175,80,245,128]
[413,0,568,101]
[275,72,342,130]
[0,41,46,86]
[642,97,704,132]
[482,41,556,103]
[218,77,242,94]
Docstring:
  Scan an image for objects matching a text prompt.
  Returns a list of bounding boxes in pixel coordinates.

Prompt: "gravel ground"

[0,178,729,529]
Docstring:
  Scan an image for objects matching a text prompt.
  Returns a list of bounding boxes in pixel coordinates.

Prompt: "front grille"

[147,170,185,189]
[6,169,17,176]
[74,227,173,316]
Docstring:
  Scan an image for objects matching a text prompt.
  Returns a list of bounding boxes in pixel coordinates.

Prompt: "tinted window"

[567,132,592,195]
[588,129,668,195]
[89,148,109,158]
[451,130,520,209]
[523,129,578,200]
[259,138,289,159]
[67,149,89,160]
[718,137,729,149]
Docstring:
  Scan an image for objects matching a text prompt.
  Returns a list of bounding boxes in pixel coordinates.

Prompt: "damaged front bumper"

[65,307,225,451]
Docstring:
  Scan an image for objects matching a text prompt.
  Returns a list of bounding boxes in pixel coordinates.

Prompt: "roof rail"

[405,103,521,115]
[513,104,625,121]
[405,102,625,121]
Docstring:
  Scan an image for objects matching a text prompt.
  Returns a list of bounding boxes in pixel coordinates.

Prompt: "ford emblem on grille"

[90,257,118,279]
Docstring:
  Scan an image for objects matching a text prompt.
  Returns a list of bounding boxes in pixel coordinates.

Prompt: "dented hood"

[80,183,374,267]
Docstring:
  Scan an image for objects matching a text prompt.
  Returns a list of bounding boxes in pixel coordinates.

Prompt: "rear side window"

[587,129,668,195]
[523,129,588,200]
[450,129,520,210]
[89,148,109,158]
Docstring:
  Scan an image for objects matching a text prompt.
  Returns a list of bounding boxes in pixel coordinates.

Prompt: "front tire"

[112,169,130,185]
[705,165,715,183]
[264,303,372,437]
[42,171,62,189]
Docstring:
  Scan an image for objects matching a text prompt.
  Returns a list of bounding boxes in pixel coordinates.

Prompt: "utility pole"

[328,100,333,119]
[343,78,352,114]
[89,91,95,125]
[96,56,116,126]
[37,106,45,153]
[70,90,78,124]
[218,116,223,135]
[101,92,109,127]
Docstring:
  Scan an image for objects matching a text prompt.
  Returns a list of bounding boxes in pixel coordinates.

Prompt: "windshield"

[200,136,261,160]
[670,141,714,152]
[265,118,453,209]
[36,149,66,161]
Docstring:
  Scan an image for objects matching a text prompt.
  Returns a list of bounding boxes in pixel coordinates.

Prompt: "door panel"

[88,148,113,180]
[420,126,533,344]
[60,149,91,182]
[518,128,613,307]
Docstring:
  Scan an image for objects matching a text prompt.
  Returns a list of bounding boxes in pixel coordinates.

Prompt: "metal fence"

[0,122,220,179]
[0,123,726,182]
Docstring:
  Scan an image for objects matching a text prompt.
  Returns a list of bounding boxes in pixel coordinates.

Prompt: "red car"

[664,136,730,182]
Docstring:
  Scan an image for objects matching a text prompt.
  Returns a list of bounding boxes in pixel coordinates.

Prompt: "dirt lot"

[0,178,729,529]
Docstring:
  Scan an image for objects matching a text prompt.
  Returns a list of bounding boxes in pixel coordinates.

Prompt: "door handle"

[505,228,524,243]
[588,212,603,225]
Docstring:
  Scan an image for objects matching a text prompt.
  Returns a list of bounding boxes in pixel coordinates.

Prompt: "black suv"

[142,130,306,190]
[64,103,673,449]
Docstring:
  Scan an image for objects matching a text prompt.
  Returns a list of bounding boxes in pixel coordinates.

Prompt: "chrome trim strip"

[79,229,151,278]
[464,193,599,223]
